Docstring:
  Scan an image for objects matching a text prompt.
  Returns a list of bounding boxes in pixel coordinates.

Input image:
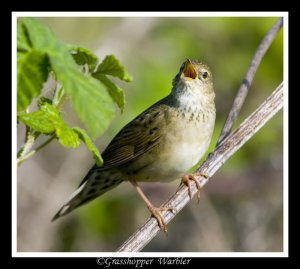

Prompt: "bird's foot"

[181,172,208,203]
[147,205,176,233]
[130,180,176,233]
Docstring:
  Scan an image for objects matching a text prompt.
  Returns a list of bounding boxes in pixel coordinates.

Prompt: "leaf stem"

[57,94,67,110]
[17,127,40,159]
[52,84,66,108]
[17,82,65,166]
[17,135,56,166]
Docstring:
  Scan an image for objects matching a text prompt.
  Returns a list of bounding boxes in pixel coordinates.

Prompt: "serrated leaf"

[40,101,59,118]
[18,110,55,133]
[92,74,125,112]
[20,18,116,139]
[95,55,132,82]
[39,103,80,148]
[21,18,59,49]
[73,127,103,166]
[56,126,80,148]
[17,51,49,112]
[17,20,31,52]
[18,102,59,133]
[70,47,98,71]
[51,52,115,139]
[18,102,80,148]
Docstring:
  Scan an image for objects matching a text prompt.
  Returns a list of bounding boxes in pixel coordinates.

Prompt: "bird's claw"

[181,172,207,203]
[148,205,176,234]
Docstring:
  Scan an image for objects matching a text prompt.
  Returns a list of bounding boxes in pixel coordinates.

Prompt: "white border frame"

[12,11,288,257]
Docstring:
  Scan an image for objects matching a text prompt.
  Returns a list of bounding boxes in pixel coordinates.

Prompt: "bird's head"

[172,58,214,95]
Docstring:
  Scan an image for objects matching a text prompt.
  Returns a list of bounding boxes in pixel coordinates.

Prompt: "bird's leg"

[181,172,208,203]
[130,180,176,233]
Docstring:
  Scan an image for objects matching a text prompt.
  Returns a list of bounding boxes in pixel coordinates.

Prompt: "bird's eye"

[202,71,208,80]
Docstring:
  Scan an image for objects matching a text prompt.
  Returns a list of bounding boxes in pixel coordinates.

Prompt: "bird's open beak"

[182,59,197,80]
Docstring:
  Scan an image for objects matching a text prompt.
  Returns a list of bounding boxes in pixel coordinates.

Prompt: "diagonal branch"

[217,17,283,145]
[117,18,283,252]
[117,82,283,252]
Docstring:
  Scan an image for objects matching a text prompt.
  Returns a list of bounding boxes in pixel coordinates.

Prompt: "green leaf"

[51,52,115,139]
[56,126,80,148]
[70,47,98,71]
[17,20,31,52]
[20,18,115,139]
[95,55,132,82]
[92,74,125,112]
[17,51,49,112]
[38,103,80,148]
[18,110,55,133]
[21,18,59,50]
[18,103,80,148]
[73,127,103,166]
[17,102,60,134]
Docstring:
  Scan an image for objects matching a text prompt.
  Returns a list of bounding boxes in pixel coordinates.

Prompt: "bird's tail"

[52,168,123,221]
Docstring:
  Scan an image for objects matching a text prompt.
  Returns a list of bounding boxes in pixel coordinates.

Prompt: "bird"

[52,59,216,232]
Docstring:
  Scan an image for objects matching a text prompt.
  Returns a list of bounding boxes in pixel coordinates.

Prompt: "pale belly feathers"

[129,109,215,182]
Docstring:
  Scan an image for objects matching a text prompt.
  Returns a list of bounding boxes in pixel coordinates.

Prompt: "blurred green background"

[17,16,283,252]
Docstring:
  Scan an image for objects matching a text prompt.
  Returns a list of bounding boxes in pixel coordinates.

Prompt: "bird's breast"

[162,106,215,177]
[130,105,215,182]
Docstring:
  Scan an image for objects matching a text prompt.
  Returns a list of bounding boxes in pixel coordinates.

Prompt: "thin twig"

[17,135,56,166]
[17,126,30,158]
[117,82,283,252]
[17,129,40,159]
[217,17,283,145]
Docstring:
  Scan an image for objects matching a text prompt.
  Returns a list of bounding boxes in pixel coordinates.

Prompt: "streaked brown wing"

[100,105,165,169]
